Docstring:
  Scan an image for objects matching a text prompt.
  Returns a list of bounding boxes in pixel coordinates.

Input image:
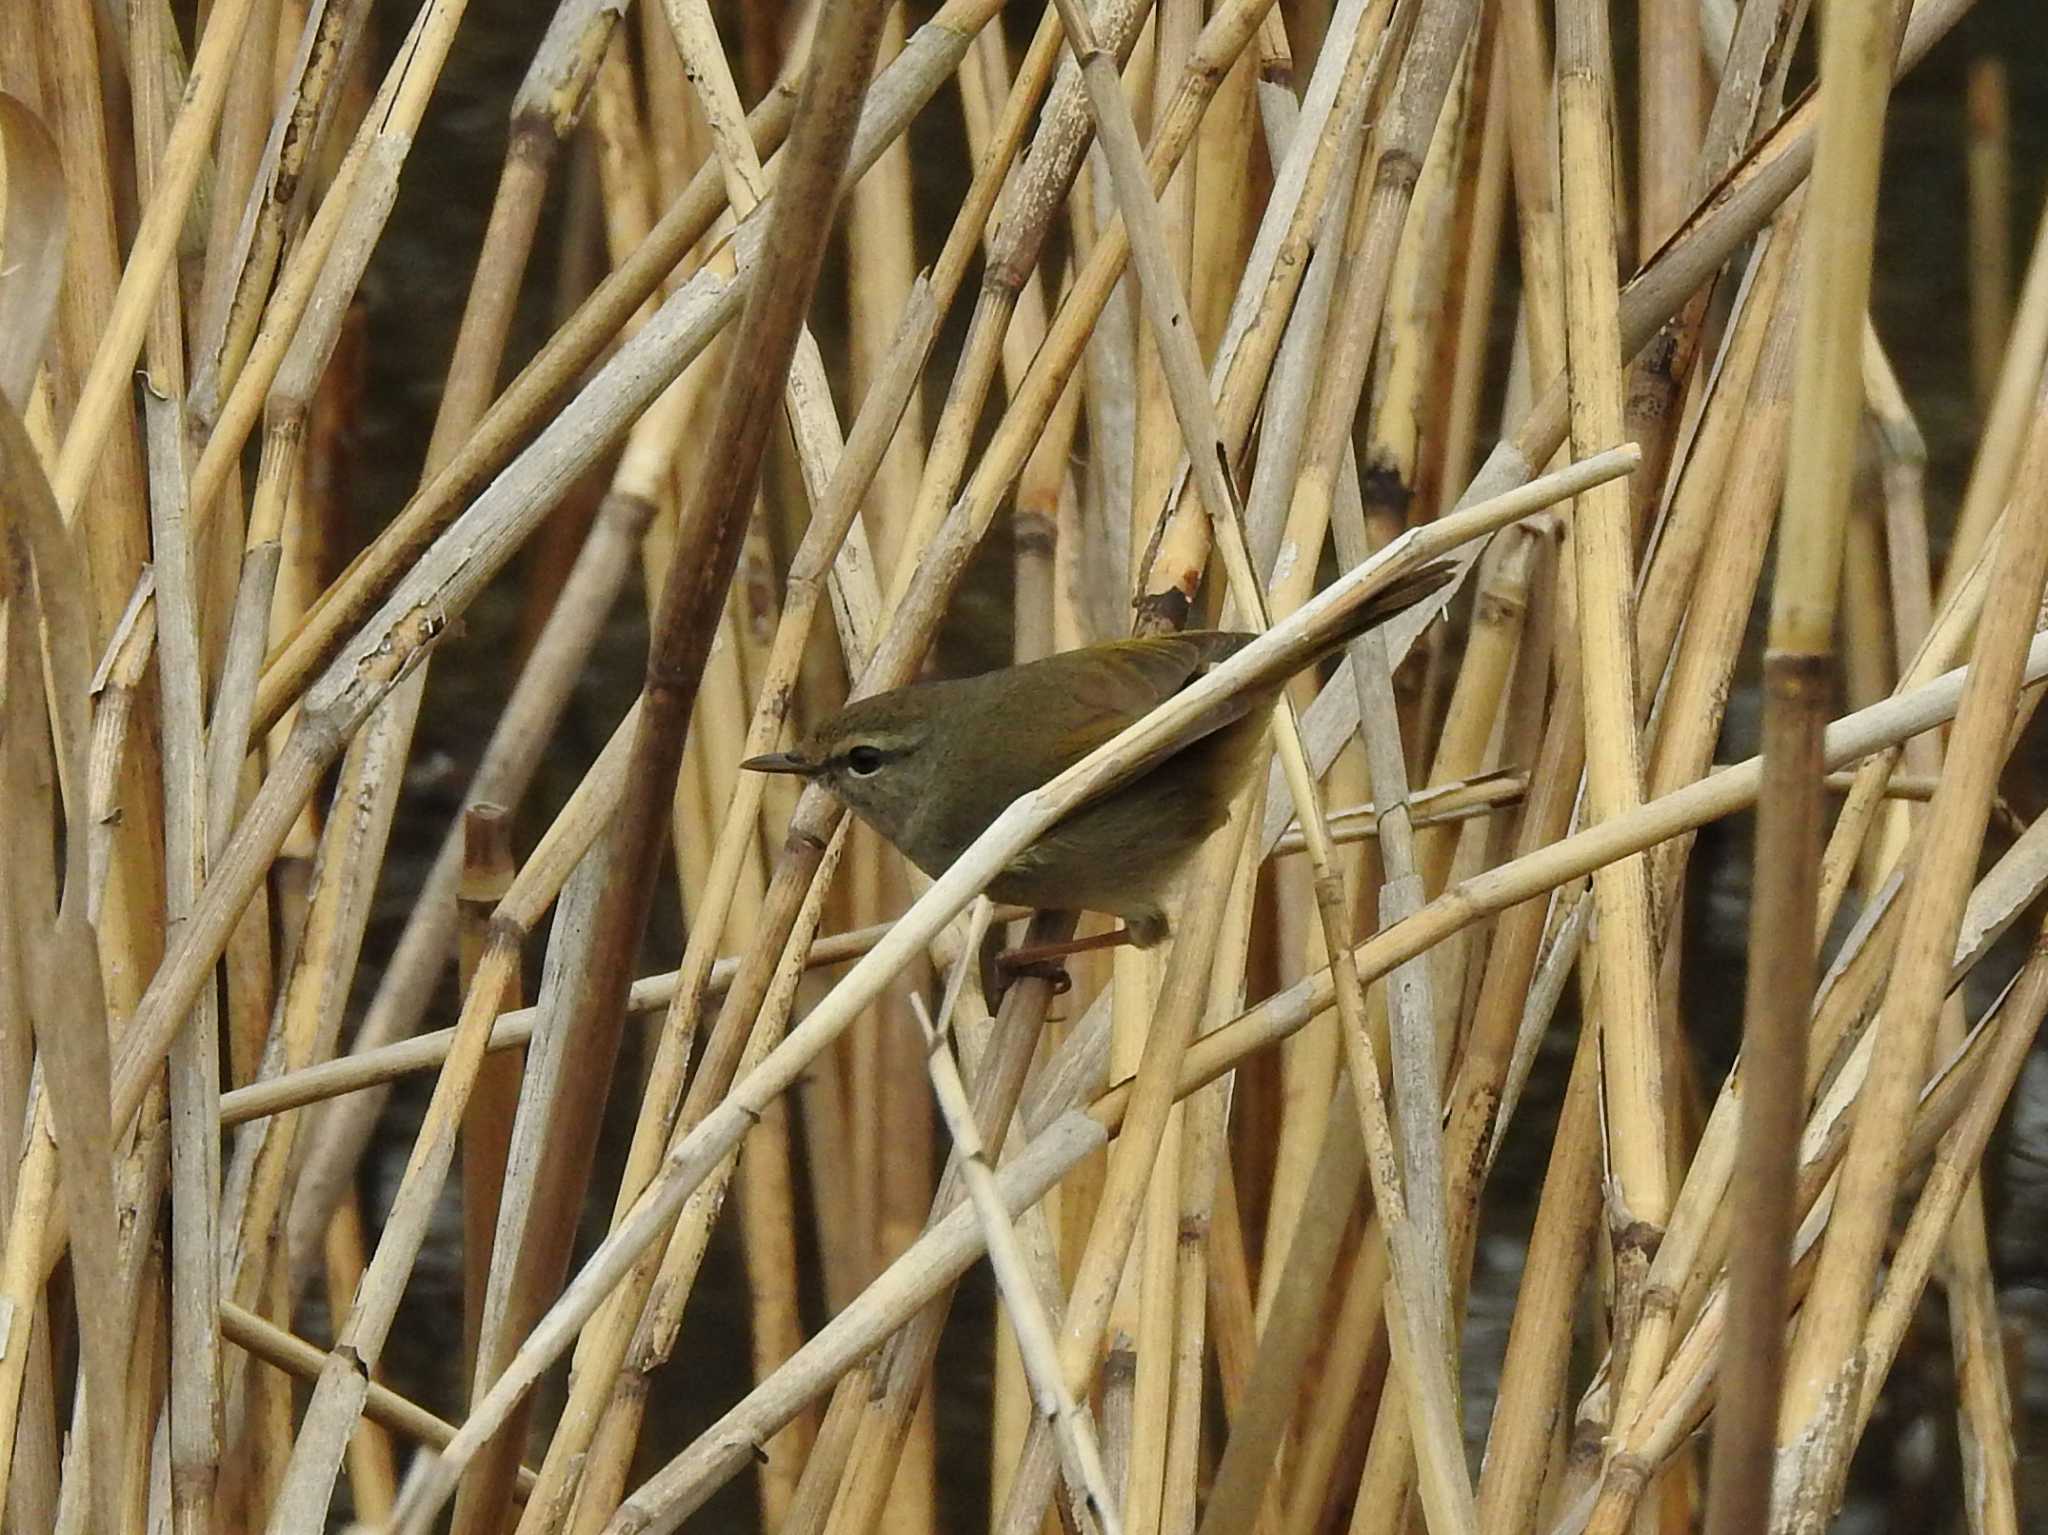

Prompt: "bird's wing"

[1007,632,1253,761]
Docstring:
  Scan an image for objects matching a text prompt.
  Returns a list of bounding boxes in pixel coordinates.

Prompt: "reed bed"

[0,2,2043,1533]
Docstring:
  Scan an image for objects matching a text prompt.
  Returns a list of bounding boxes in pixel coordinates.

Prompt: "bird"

[743,561,1453,964]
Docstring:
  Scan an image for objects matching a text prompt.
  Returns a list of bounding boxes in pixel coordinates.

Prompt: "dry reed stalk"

[182,0,468,538]
[383,9,895,1530]
[1622,0,1807,544]
[788,921,1077,1535]
[1199,1088,1367,1535]
[498,323,939,1535]
[0,54,96,1535]
[218,908,1004,1127]
[1941,188,2048,600]
[1359,31,1469,548]
[0,389,124,1525]
[214,20,615,1525]
[1325,314,1489,1535]
[1131,0,1400,614]
[912,944,1122,1529]
[1384,153,1769,1530]
[1781,130,2038,1490]
[955,15,1064,408]
[0,1115,62,1522]
[241,60,958,1326]
[38,0,171,1040]
[1121,13,1202,1516]
[1280,1231,1392,1535]
[552,818,853,1532]
[218,1300,538,1495]
[1226,22,1379,1332]
[1251,53,1478,1531]
[214,615,416,1395]
[479,16,888,1530]
[0,321,59,1523]
[1637,0,1703,258]
[13,8,2039,1534]
[250,0,1003,730]
[655,15,1335,1514]
[1105,6,1480,1531]
[1162,623,2048,1173]
[1473,1014,1602,1535]
[1928,980,2022,1535]
[189,0,362,430]
[1434,30,1511,523]
[1447,104,1811,1519]
[1702,2,1907,1522]
[1848,932,2047,1470]
[1030,34,1468,1515]
[1599,792,2048,1488]
[1497,0,1564,384]
[1861,333,1935,875]
[1560,925,2048,1535]
[1965,55,2012,416]
[321,1198,397,1522]
[139,244,223,1534]
[457,808,521,1381]
[543,53,896,1535]
[1160,829,1261,1535]
[614,1114,1113,1535]
[1863,358,2019,1529]
[1240,0,1967,866]
[838,26,940,1502]
[1554,3,1671,1447]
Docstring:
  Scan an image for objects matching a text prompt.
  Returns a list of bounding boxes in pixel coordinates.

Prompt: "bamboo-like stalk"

[251,0,1003,730]
[1942,186,2048,607]
[322,1197,397,1522]
[1701,0,1908,1519]
[1780,377,2048,1496]
[1554,0,1670,1441]
[104,0,1026,1155]
[218,1300,540,1494]
[457,808,520,1384]
[218,909,1014,1127]
[1964,55,2012,417]
[1733,0,1901,1509]
[39,0,171,1050]
[1061,5,1481,1531]
[0,392,124,1527]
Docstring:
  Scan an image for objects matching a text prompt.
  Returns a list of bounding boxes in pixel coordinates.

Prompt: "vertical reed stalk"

[1709,6,1908,1529]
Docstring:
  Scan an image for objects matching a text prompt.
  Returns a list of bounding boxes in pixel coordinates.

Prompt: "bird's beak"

[740,751,816,776]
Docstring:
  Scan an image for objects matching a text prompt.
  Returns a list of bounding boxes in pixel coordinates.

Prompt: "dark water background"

[309,3,2048,1529]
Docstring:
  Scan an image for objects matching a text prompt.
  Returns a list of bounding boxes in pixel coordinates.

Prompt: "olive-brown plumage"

[743,564,1452,945]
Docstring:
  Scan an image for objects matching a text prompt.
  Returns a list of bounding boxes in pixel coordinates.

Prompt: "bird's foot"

[992,955,1074,996]
[991,926,1144,998]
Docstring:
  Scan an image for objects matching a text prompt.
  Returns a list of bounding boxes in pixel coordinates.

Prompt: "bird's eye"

[846,745,885,776]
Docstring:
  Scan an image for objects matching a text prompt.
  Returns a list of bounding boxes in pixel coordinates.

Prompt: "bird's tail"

[1318,558,1461,654]
[1180,557,1463,735]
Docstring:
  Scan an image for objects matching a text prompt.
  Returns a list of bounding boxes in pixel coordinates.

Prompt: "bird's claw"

[993,954,1073,996]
